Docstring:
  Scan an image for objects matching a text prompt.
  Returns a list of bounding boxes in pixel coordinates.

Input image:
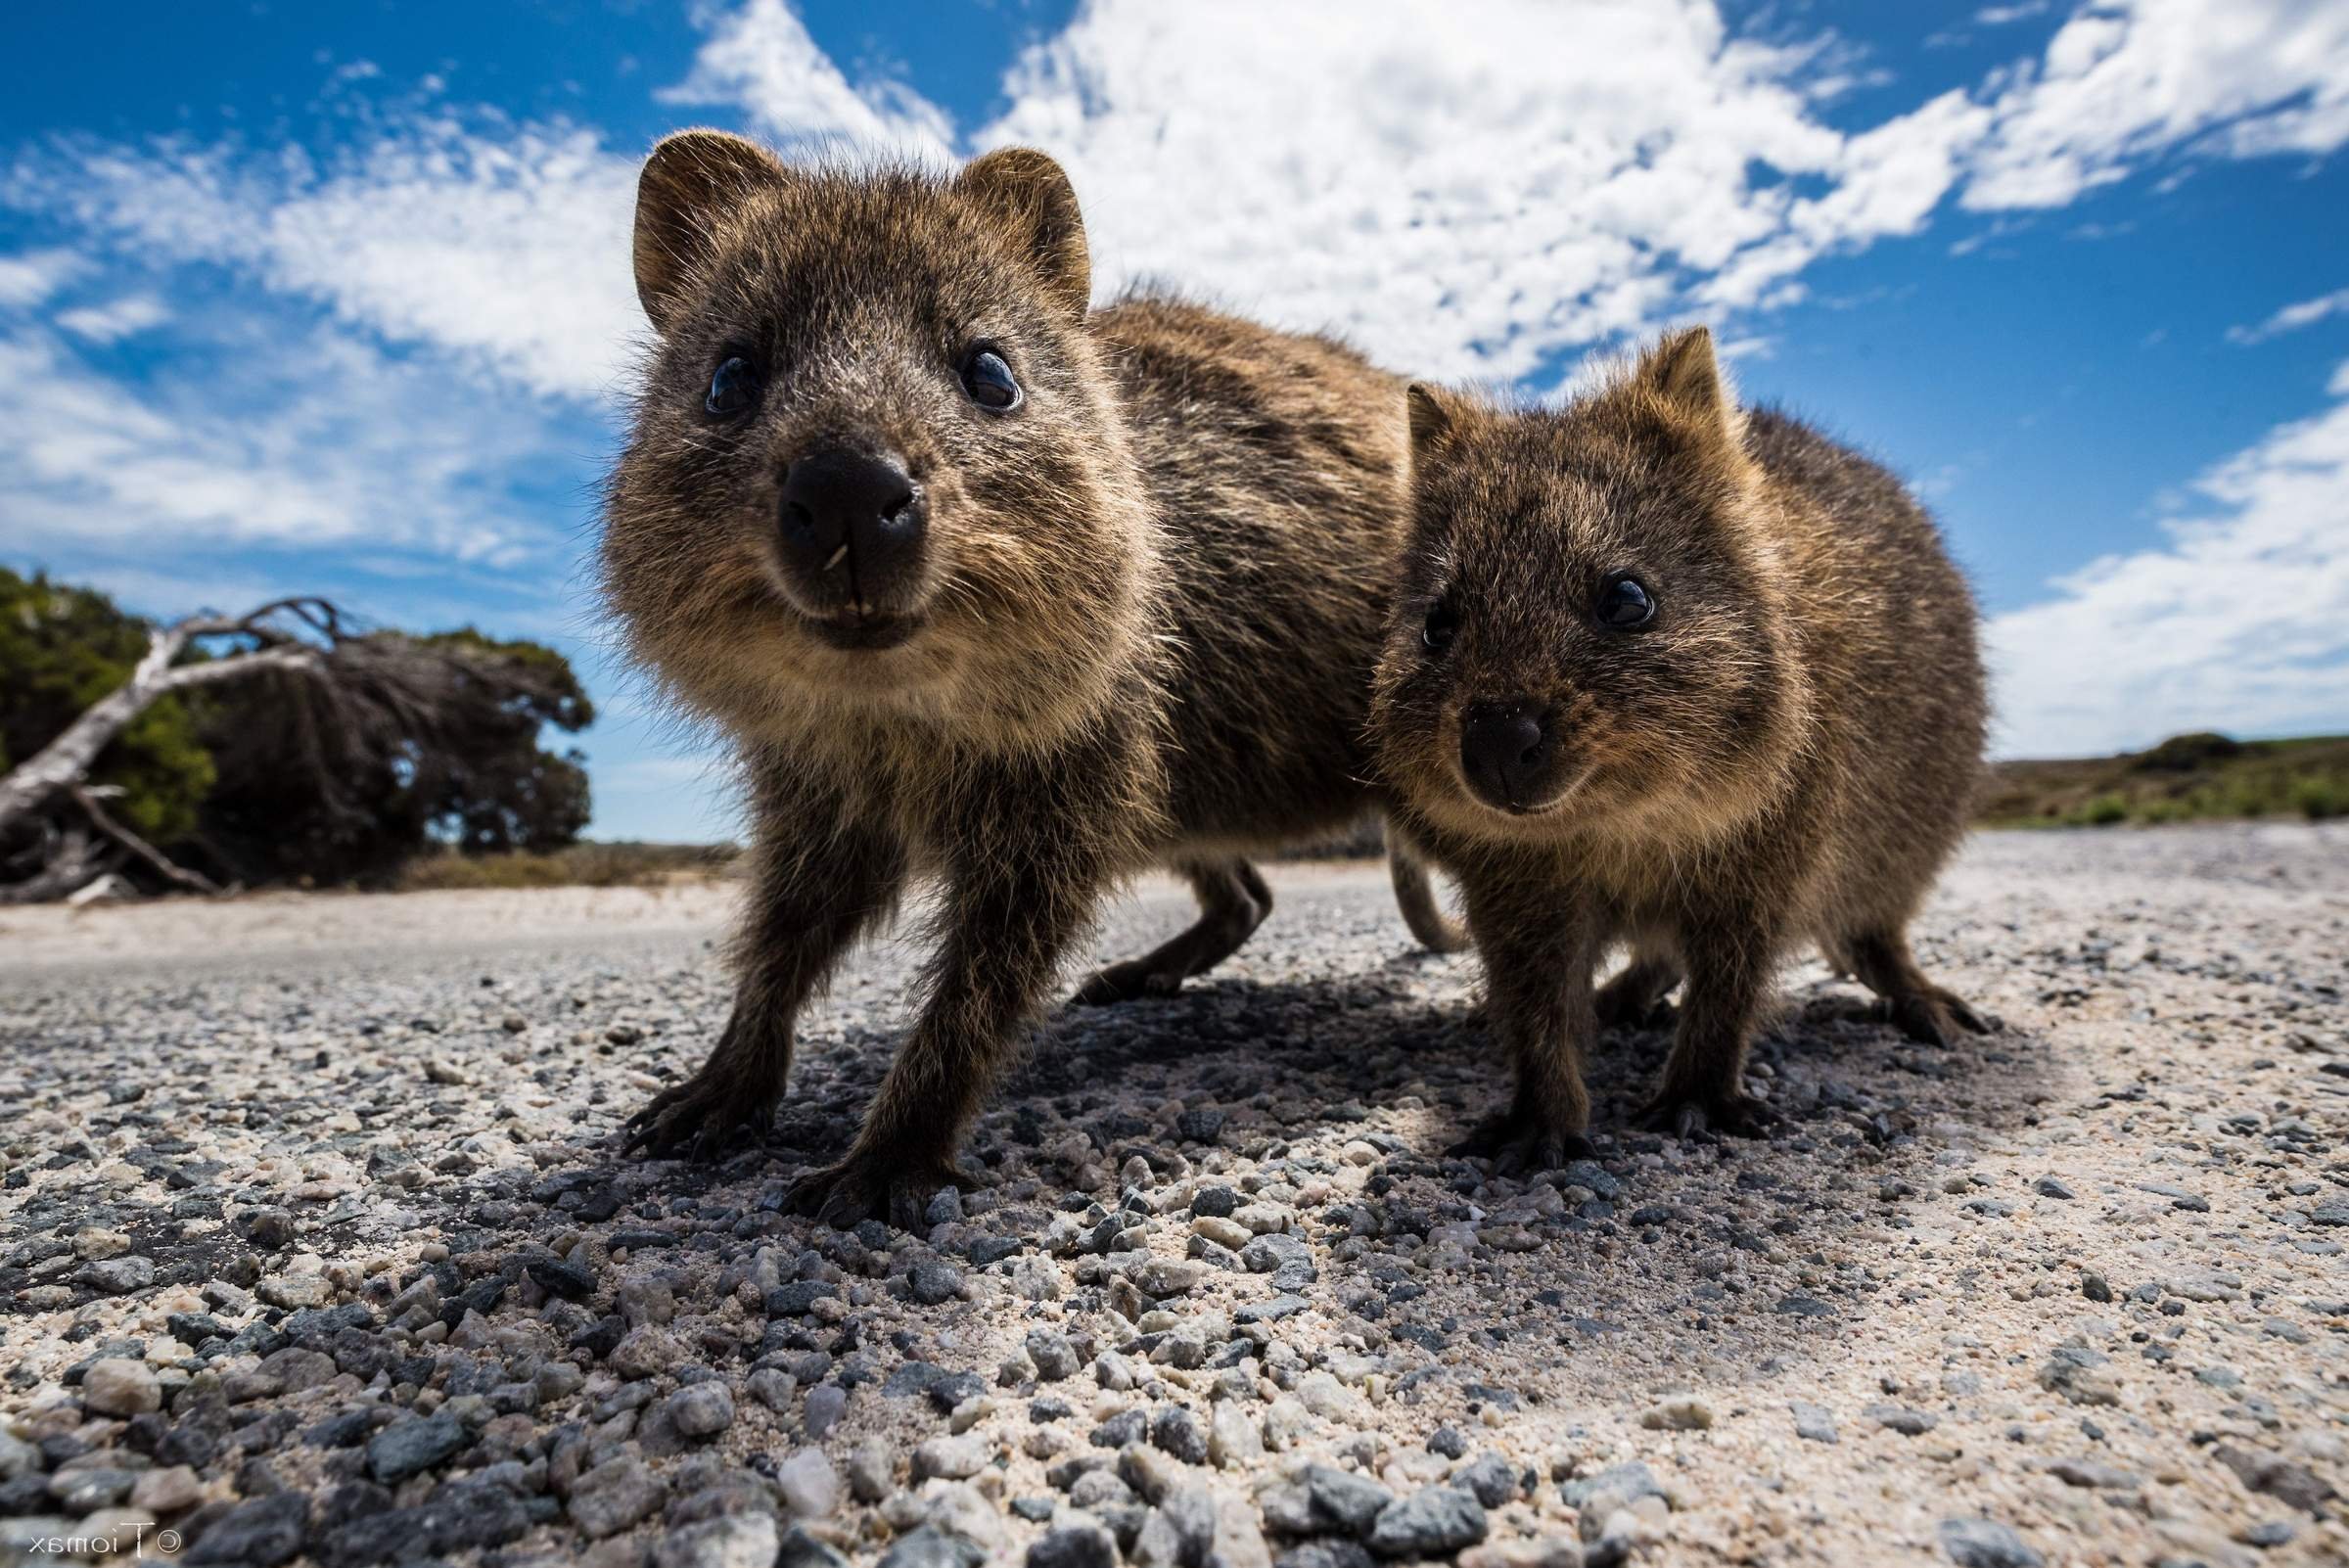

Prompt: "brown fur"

[602,132,1439,1223]
[1370,328,1990,1167]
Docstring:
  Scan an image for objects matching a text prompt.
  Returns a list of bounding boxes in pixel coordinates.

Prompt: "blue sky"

[4,0,2346,842]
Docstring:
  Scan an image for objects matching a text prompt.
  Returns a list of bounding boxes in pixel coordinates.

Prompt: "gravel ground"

[1,824,2343,1568]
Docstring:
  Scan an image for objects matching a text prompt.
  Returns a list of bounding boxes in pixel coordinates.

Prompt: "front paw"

[1635,1089,1778,1140]
[1071,959,1185,1007]
[1446,1108,1595,1176]
[785,1149,986,1230]
[621,1073,776,1161]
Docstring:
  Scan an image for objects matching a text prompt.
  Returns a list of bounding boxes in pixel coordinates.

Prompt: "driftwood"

[0,598,342,903]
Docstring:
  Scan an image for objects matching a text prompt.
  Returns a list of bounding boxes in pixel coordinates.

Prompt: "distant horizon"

[5,0,2346,840]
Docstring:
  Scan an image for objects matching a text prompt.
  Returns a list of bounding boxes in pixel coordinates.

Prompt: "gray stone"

[1027,1328,1082,1381]
[1369,1486,1488,1558]
[1027,1521,1118,1568]
[848,1436,897,1502]
[1305,1463,1394,1536]
[1791,1402,1839,1443]
[183,1493,307,1565]
[804,1382,848,1438]
[914,1434,990,1480]
[81,1357,161,1416]
[909,1264,965,1305]
[1150,1405,1210,1464]
[666,1382,736,1439]
[570,1455,668,1538]
[1458,1453,1520,1507]
[1938,1518,2044,1568]
[655,1512,782,1568]
[774,1446,839,1518]
[366,1412,465,1483]
[878,1525,987,1568]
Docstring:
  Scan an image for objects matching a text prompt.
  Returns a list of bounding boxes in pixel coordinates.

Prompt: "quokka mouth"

[804,611,924,652]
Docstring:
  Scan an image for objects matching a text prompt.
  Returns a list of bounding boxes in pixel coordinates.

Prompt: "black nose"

[777,449,924,610]
[1460,700,1560,810]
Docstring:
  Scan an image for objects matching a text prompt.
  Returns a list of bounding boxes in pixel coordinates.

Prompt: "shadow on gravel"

[563,951,2061,1409]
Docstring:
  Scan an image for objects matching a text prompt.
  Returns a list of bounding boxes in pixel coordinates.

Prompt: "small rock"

[1151,1406,1210,1464]
[130,1464,204,1513]
[1027,1328,1082,1381]
[666,1383,736,1439]
[81,1357,161,1416]
[657,1512,782,1568]
[184,1493,307,1564]
[1370,1487,1489,1558]
[570,1456,668,1538]
[775,1447,840,1519]
[1028,1521,1118,1568]
[1306,1463,1394,1536]
[1938,1518,2044,1568]
[1790,1403,1838,1444]
[910,1264,966,1306]
[914,1434,990,1481]
[1210,1402,1265,1468]
[848,1438,896,1501]
[367,1412,465,1483]
[1865,1403,1938,1436]
[2033,1177,2074,1200]
[805,1382,848,1438]
[1636,1397,1712,1432]
[878,1525,987,1568]
[2048,1459,2139,1491]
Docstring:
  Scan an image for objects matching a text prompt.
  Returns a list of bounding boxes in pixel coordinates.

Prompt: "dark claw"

[1446,1108,1593,1176]
[1072,961,1186,1007]
[620,1075,773,1161]
[1636,1090,1778,1140]
[785,1151,986,1230]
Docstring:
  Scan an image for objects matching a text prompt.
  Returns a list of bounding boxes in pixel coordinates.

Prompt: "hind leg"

[1594,951,1682,1030]
[1844,927,1990,1046]
[1073,857,1271,1004]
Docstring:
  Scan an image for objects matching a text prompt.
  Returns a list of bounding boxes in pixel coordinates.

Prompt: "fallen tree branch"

[69,785,225,897]
[0,603,332,842]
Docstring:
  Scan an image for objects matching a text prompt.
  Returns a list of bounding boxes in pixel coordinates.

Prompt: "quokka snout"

[1372,326,1991,1170]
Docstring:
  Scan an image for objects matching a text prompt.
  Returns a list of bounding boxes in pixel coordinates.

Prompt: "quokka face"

[603,135,1150,751]
[1369,336,1809,853]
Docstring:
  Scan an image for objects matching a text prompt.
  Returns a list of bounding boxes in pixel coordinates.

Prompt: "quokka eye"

[960,347,1023,412]
[1422,597,1459,652]
[1595,572,1657,630]
[705,355,760,417]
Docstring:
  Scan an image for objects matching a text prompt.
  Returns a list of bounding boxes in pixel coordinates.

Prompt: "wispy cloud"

[1985,357,2349,755]
[1960,0,2349,210]
[2228,286,2349,345]
[53,292,168,343]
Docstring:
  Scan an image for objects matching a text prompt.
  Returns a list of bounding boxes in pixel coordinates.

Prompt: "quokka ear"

[634,130,792,334]
[1405,383,1477,461]
[957,147,1091,318]
[1634,325,1744,453]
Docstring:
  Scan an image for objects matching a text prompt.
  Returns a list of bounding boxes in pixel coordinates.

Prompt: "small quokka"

[602,132,1461,1224]
[1371,327,1989,1167]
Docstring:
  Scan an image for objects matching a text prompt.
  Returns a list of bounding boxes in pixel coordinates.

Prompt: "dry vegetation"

[1979,730,2349,827]
[393,840,738,891]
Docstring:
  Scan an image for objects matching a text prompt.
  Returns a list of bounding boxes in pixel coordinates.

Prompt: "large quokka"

[1370,328,1988,1168]
[602,131,1462,1223]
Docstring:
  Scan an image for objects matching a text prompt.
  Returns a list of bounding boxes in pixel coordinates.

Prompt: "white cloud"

[1985,360,2349,755]
[11,120,645,402]
[0,247,80,308]
[660,0,952,161]
[53,293,168,343]
[2229,285,2349,345]
[0,319,568,562]
[1976,3,2051,24]
[1962,0,2349,210]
